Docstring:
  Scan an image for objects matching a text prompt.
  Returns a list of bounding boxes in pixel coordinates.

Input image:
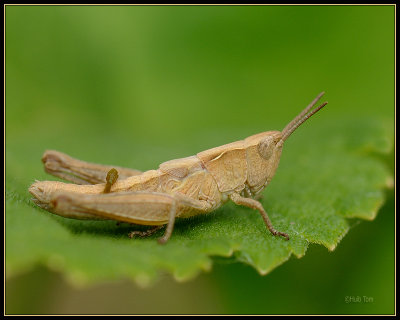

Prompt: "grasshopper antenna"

[281,92,328,142]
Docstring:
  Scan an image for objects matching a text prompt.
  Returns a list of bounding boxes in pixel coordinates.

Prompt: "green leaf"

[6,117,392,287]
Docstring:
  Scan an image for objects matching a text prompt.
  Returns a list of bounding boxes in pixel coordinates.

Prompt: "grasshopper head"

[245,92,327,196]
[244,131,284,195]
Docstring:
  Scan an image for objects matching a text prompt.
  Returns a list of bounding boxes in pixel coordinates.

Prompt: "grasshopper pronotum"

[29,92,327,244]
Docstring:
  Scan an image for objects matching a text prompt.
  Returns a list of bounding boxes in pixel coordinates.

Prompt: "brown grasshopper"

[29,92,327,244]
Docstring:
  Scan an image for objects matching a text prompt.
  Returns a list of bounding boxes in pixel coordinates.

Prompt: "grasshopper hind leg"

[49,191,184,244]
[42,150,142,185]
[103,168,119,193]
[48,190,212,244]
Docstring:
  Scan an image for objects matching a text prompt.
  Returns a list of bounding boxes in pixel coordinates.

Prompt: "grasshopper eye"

[257,136,276,160]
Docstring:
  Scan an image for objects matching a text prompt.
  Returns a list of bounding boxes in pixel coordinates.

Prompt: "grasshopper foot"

[271,230,290,241]
[157,237,168,245]
[128,225,165,239]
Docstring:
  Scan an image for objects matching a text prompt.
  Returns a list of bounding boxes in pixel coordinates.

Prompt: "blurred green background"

[6,5,394,314]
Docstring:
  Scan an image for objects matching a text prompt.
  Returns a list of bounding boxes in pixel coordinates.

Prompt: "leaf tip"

[385,176,394,189]
[133,273,154,288]
[65,270,89,288]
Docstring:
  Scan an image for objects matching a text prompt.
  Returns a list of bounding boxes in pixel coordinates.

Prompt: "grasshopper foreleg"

[229,193,289,241]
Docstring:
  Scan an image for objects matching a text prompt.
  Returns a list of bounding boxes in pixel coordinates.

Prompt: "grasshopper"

[29,92,327,244]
